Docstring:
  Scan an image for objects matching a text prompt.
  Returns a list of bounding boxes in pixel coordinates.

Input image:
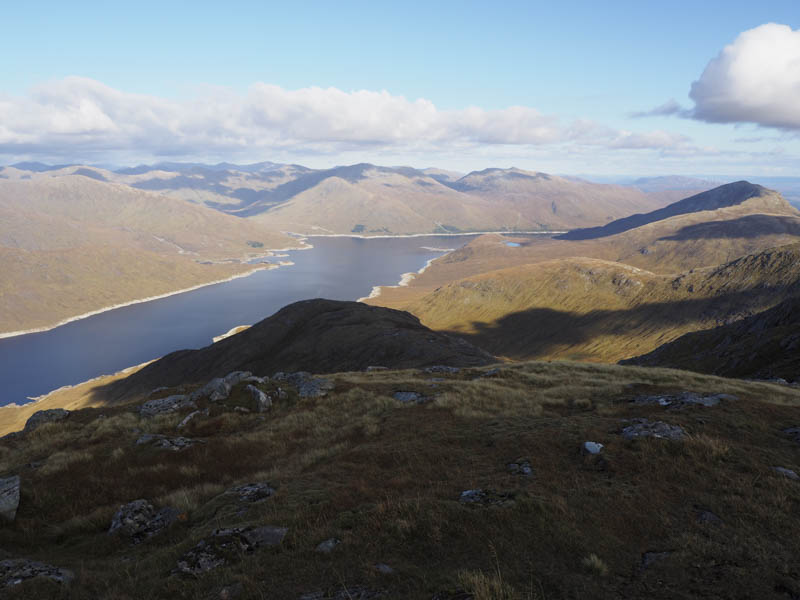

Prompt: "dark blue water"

[0,235,471,406]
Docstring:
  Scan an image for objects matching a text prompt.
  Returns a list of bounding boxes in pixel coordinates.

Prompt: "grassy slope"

[0,176,296,333]
[1,362,799,599]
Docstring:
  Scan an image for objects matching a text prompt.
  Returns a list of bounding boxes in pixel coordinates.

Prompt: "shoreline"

[357,254,442,302]
[299,230,565,240]
[0,264,280,341]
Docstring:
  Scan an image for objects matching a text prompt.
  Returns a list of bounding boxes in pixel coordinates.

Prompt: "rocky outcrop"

[246,385,272,411]
[458,489,514,506]
[102,300,495,401]
[139,395,196,417]
[135,434,202,451]
[176,526,288,575]
[191,371,253,402]
[273,372,334,398]
[109,499,180,543]
[621,419,685,441]
[0,475,20,522]
[23,409,70,433]
[0,559,73,588]
[632,392,737,408]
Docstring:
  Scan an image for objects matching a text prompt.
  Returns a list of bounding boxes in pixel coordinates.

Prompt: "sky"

[2,0,799,175]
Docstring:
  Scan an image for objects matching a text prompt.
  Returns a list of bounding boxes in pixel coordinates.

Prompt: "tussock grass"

[1,361,799,598]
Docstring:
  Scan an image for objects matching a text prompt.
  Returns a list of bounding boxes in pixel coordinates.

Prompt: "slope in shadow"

[558,181,768,241]
[94,299,495,402]
[657,214,800,241]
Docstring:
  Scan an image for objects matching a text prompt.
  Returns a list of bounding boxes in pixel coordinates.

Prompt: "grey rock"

[234,406,251,413]
[366,366,388,372]
[458,489,514,506]
[149,386,169,397]
[243,375,268,384]
[507,459,533,476]
[621,419,685,441]
[633,391,737,408]
[641,551,671,569]
[108,499,180,543]
[194,378,230,402]
[772,466,800,480]
[177,409,209,429]
[424,365,460,374]
[0,476,21,522]
[139,395,196,417]
[374,563,394,575]
[479,367,500,378]
[224,371,252,386]
[23,408,70,433]
[225,482,275,503]
[219,582,244,600]
[273,372,334,398]
[696,508,722,525]
[783,427,800,444]
[136,433,202,451]
[246,384,272,412]
[176,525,288,576]
[393,391,425,403]
[582,441,604,455]
[315,537,341,553]
[0,559,74,588]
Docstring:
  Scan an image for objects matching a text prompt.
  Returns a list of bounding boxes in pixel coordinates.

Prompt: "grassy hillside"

[1,361,799,598]
[0,176,297,334]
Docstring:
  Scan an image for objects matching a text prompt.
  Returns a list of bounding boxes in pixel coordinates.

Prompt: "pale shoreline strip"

[0,265,278,340]
[298,230,565,240]
[357,255,442,302]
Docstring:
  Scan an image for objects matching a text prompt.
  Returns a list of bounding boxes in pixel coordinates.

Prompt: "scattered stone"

[108,499,180,543]
[244,375,268,384]
[225,482,275,504]
[641,551,671,569]
[507,459,533,476]
[176,526,288,575]
[246,384,272,412]
[695,508,722,525]
[374,563,394,575]
[393,391,427,404]
[633,392,737,409]
[149,386,169,397]
[424,365,460,374]
[0,475,21,522]
[139,395,196,417]
[23,409,70,433]
[0,559,74,588]
[315,538,341,553]
[273,372,334,397]
[177,409,209,429]
[783,427,800,444]
[366,366,388,372]
[458,489,514,506]
[234,406,251,413]
[582,441,604,455]
[772,466,800,481]
[621,419,685,441]
[136,433,202,451]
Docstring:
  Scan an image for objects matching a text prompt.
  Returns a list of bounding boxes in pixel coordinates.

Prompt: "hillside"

[0,175,296,335]
[622,295,800,381]
[1,355,799,598]
[367,183,800,362]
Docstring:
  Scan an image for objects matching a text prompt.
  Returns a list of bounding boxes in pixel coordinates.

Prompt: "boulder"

[0,558,74,588]
[424,365,460,374]
[177,409,209,429]
[315,538,341,553]
[23,409,70,433]
[772,466,799,481]
[393,391,426,404]
[581,441,604,455]
[246,385,272,412]
[0,475,21,522]
[273,372,334,398]
[225,482,275,503]
[783,427,800,444]
[633,392,737,408]
[139,395,196,417]
[621,419,685,441]
[108,499,180,543]
[507,459,533,476]
[135,434,202,451]
[176,526,287,575]
[458,489,514,506]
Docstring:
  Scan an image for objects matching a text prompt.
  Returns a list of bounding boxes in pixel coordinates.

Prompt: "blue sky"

[2,0,799,175]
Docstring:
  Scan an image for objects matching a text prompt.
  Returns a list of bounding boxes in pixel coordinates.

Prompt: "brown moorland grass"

[0,361,799,598]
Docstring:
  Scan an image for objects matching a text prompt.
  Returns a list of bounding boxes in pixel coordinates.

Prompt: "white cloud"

[689,23,800,130]
[0,76,690,161]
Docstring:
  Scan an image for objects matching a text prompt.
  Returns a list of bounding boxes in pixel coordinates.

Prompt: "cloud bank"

[689,23,800,130]
[1,77,689,161]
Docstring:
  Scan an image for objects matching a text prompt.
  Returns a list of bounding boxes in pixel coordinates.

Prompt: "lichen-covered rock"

[621,419,685,441]
[273,372,334,397]
[176,526,287,575]
[135,434,202,451]
[139,395,196,417]
[0,475,20,522]
[226,482,275,503]
[633,391,737,408]
[246,385,272,412]
[0,559,74,587]
[108,499,180,543]
[23,409,70,433]
[190,371,253,402]
[393,391,425,404]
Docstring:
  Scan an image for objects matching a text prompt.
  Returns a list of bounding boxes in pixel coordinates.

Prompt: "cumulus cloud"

[629,99,688,119]
[0,76,690,161]
[689,23,800,130]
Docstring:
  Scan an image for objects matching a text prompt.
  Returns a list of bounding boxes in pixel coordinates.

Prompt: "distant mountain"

[99,299,495,400]
[631,175,721,193]
[10,161,75,172]
[558,181,787,240]
[0,175,295,334]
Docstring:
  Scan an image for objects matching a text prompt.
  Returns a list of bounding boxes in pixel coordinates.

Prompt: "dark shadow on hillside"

[657,214,800,241]
[557,181,766,241]
[440,284,798,361]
